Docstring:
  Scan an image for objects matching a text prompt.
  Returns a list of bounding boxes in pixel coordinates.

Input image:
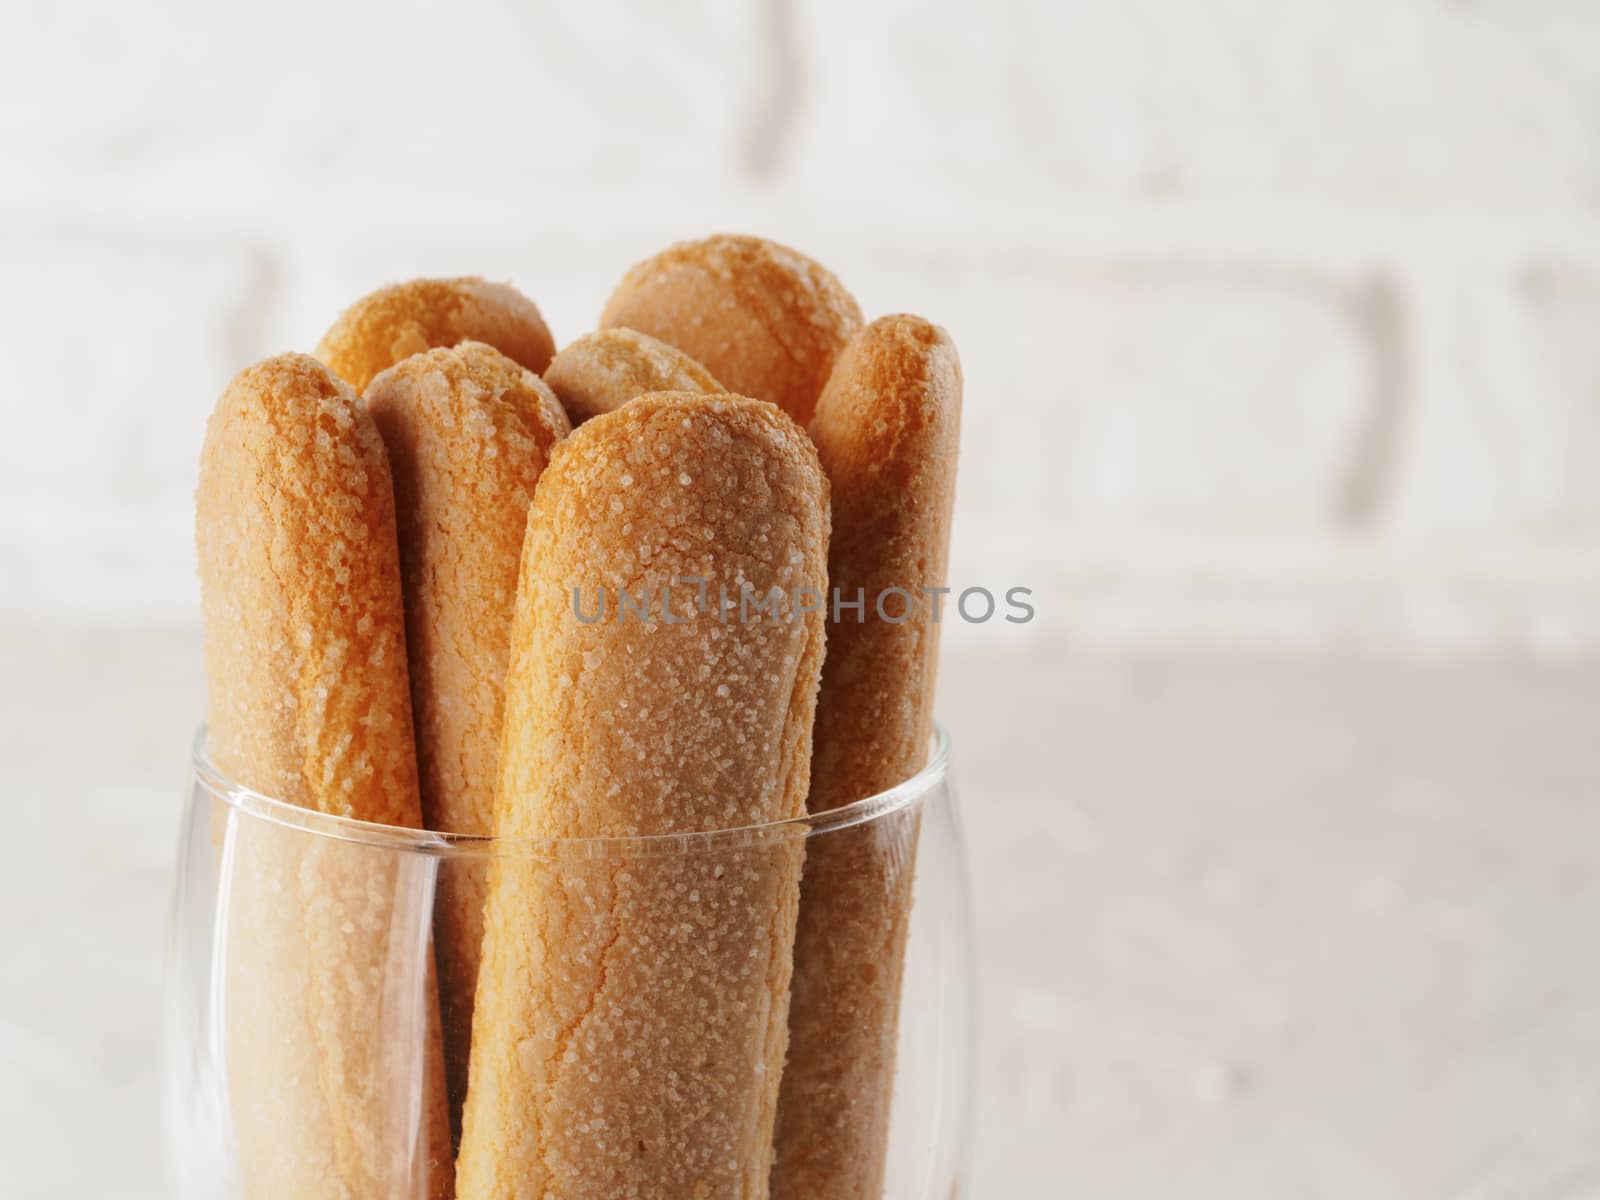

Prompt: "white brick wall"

[5,0,1600,652]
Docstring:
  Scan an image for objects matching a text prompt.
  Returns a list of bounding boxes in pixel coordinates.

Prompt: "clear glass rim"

[190,721,950,858]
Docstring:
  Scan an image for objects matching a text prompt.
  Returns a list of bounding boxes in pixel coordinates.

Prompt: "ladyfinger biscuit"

[543,327,721,426]
[771,316,961,1200]
[365,341,571,1142]
[318,277,557,393]
[455,393,830,1200]
[598,234,862,426]
[196,353,452,1198]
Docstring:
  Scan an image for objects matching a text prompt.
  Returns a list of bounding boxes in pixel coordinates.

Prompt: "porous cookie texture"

[195,352,453,1198]
[544,327,721,425]
[772,315,962,1200]
[455,392,830,1200]
[598,234,861,426]
[366,341,572,1144]
[366,342,571,838]
[317,276,556,392]
[798,315,960,811]
[222,815,455,1199]
[197,352,422,825]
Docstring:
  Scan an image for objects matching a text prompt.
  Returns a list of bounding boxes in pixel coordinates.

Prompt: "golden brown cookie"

[543,327,721,425]
[317,277,556,392]
[598,234,861,426]
[365,341,570,1143]
[771,315,962,1200]
[195,352,453,1197]
[455,392,830,1200]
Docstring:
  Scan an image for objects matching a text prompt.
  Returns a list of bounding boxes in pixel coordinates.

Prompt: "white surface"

[4,1,1600,649]
[4,623,1598,1197]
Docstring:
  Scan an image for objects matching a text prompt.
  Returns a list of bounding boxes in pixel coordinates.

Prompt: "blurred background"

[4,1,1600,1196]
